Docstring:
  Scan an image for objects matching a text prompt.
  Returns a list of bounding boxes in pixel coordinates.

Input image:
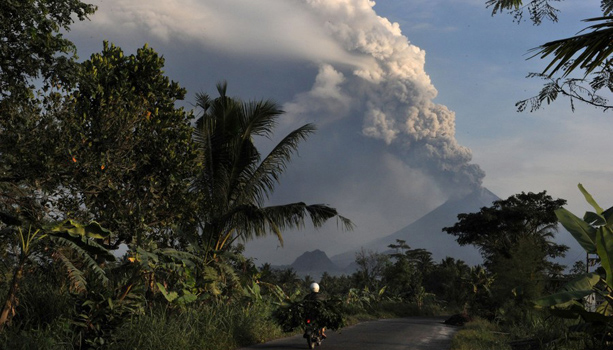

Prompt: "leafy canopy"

[60,42,200,248]
[443,191,568,266]
[534,184,613,348]
[0,0,96,98]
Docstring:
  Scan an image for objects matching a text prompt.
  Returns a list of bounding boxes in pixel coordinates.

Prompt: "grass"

[0,299,286,350]
[450,318,512,350]
[450,312,591,350]
[108,301,286,350]
[0,282,456,350]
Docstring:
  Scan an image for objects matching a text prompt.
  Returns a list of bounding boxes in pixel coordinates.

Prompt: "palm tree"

[191,82,352,263]
[532,16,613,78]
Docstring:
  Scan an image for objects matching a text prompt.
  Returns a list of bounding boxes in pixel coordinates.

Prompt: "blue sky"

[68,0,613,266]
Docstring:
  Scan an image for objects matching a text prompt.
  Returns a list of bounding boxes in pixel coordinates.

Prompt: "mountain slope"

[331,187,499,268]
[291,249,339,272]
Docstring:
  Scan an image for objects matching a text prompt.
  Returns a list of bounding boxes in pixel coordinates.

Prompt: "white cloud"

[83,0,373,67]
[473,106,613,215]
[283,64,353,126]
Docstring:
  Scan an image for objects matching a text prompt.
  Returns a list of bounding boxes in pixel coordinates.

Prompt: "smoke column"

[74,0,484,197]
[68,0,488,262]
[290,0,485,195]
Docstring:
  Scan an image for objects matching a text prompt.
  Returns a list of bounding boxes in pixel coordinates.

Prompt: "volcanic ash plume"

[79,0,485,196]
[288,0,485,194]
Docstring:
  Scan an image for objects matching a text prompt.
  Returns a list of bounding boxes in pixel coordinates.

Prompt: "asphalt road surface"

[237,316,458,350]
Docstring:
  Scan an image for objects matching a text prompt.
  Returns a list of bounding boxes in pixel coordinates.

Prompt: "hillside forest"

[2,2,613,350]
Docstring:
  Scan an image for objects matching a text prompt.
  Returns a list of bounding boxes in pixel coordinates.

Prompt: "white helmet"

[310,282,320,293]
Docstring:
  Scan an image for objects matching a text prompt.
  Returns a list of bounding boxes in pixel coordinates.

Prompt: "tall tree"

[353,249,389,291]
[383,240,429,300]
[58,42,201,248]
[443,191,568,303]
[191,82,352,262]
[0,0,96,98]
[444,191,568,266]
[0,0,97,243]
[487,0,613,111]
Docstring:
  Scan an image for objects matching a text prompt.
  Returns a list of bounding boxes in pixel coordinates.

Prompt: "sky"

[68,0,613,267]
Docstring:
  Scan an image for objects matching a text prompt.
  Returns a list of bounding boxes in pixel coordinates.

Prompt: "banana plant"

[126,242,200,308]
[0,219,114,329]
[534,184,613,343]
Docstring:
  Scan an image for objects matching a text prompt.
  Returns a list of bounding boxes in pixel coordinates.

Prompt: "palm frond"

[532,16,613,77]
[240,99,284,139]
[602,0,613,16]
[236,202,353,241]
[486,0,523,14]
[239,124,316,205]
[54,250,88,294]
[48,235,110,286]
[207,202,354,249]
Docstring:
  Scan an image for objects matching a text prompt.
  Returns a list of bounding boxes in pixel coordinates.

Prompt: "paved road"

[237,316,458,350]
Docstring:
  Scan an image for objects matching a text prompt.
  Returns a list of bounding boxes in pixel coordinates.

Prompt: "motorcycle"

[303,318,324,349]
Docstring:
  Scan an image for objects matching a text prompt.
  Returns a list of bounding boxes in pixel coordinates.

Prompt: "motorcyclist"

[304,282,326,338]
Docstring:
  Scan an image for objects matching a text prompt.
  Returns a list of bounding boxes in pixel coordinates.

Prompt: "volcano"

[331,187,499,269]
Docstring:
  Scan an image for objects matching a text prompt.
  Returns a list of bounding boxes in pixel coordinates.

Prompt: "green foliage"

[534,184,613,349]
[444,191,568,266]
[0,220,114,329]
[61,42,200,248]
[353,249,389,291]
[108,302,284,350]
[444,191,568,311]
[487,0,613,112]
[383,240,435,302]
[425,257,480,312]
[191,82,353,259]
[126,242,203,308]
[272,295,345,333]
[451,318,512,350]
[72,286,145,349]
[452,311,594,350]
[7,268,75,329]
[319,272,353,297]
[0,0,96,97]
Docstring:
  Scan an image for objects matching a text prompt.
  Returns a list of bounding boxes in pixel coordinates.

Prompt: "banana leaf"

[579,183,604,214]
[46,219,111,240]
[535,273,600,307]
[595,226,613,288]
[555,208,597,253]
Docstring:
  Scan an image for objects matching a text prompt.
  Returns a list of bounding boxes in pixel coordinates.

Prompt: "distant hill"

[331,187,499,268]
[262,249,352,279]
[291,249,339,272]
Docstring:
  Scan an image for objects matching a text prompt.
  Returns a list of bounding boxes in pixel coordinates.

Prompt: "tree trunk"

[0,258,25,330]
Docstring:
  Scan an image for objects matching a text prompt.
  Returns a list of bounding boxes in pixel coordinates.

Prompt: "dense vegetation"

[3,2,613,350]
[451,185,613,350]
[0,1,354,348]
[452,1,613,348]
